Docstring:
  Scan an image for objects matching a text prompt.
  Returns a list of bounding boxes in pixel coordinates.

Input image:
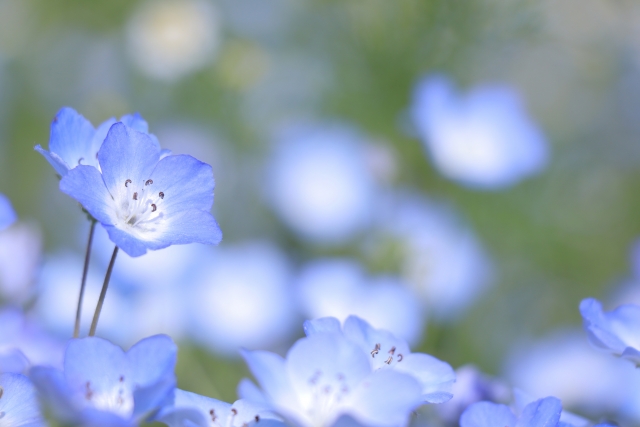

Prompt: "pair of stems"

[74,220,118,338]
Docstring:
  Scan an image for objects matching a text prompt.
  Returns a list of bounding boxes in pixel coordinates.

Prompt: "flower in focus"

[30,335,177,426]
[59,122,222,257]
[127,0,221,82]
[460,397,562,427]
[156,389,284,427]
[188,241,297,356]
[304,316,455,403]
[0,193,16,231]
[34,107,157,177]
[296,258,425,345]
[580,298,640,365]
[0,373,46,427]
[411,74,548,189]
[240,328,424,427]
[267,123,376,245]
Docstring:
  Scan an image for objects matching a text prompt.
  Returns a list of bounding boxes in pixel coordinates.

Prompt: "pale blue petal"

[516,397,562,427]
[303,317,342,336]
[29,366,78,423]
[48,107,97,169]
[34,145,70,176]
[0,373,46,427]
[98,123,161,205]
[60,165,116,225]
[91,118,117,159]
[342,315,410,370]
[133,373,176,421]
[103,224,149,257]
[79,407,136,427]
[149,155,215,213]
[460,401,517,427]
[120,113,149,134]
[580,298,640,357]
[393,353,455,403]
[0,193,17,231]
[0,348,30,373]
[237,378,269,407]
[230,399,284,427]
[241,350,291,404]
[147,209,222,249]
[346,369,422,427]
[156,389,231,427]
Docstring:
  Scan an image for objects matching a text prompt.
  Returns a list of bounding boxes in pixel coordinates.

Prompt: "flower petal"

[103,224,150,257]
[147,209,222,249]
[29,366,78,423]
[393,353,455,403]
[303,317,342,336]
[515,397,562,427]
[0,348,30,373]
[98,123,161,205]
[60,165,116,225]
[342,316,410,370]
[0,373,46,427]
[460,401,516,427]
[34,145,71,176]
[237,378,269,406]
[49,107,98,169]
[0,193,17,231]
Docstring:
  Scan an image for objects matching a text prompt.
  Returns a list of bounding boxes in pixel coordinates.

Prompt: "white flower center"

[118,179,165,232]
[83,378,134,418]
[305,370,351,427]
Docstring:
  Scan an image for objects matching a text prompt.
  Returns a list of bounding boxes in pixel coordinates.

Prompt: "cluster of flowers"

[0,107,630,427]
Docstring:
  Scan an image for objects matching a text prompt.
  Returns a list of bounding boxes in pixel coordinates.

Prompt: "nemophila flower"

[188,241,297,356]
[305,316,455,403]
[410,74,548,189]
[0,222,41,304]
[267,123,376,245]
[0,372,46,427]
[156,389,284,427]
[59,122,222,257]
[296,259,424,345]
[35,107,159,177]
[0,193,16,231]
[580,298,640,365]
[30,335,177,427]
[460,397,563,427]
[240,330,424,427]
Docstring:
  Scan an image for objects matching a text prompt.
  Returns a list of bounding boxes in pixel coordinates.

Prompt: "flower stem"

[74,220,96,338]
[88,246,119,337]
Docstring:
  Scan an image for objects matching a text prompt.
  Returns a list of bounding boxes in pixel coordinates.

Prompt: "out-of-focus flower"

[30,335,177,427]
[35,107,155,177]
[267,123,376,245]
[0,373,46,427]
[60,122,222,257]
[580,298,640,365]
[240,329,424,427]
[0,308,65,372]
[460,397,562,427]
[0,193,16,230]
[296,258,424,345]
[411,75,548,190]
[156,389,284,427]
[127,0,221,82]
[304,316,455,403]
[371,193,492,321]
[435,365,510,424]
[0,222,41,304]
[188,241,297,356]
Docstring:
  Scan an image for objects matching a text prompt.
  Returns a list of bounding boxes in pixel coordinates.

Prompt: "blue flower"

[410,75,548,190]
[304,316,455,404]
[240,329,424,427]
[35,107,159,177]
[59,122,222,257]
[460,397,563,427]
[156,389,284,427]
[0,372,46,427]
[30,334,177,427]
[580,298,640,365]
[0,193,16,231]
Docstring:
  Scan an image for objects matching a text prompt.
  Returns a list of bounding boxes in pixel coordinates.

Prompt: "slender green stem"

[74,220,96,338]
[88,246,119,337]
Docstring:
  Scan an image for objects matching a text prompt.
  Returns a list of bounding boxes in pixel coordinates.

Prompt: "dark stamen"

[119,376,124,382]
[209,409,216,422]
[385,356,393,365]
[133,192,138,200]
[0,386,3,399]
[371,343,381,358]
[151,204,157,212]
[388,346,396,355]
[255,415,260,422]
[85,381,93,400]
[397,354,403,362]
[125,179,132,187]
[159,191,164,199]
[145,179,153,186]
[78,157,84,165]
[231,408,238,416]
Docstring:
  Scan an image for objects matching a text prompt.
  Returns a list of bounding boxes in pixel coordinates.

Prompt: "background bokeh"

[2,0,640,423]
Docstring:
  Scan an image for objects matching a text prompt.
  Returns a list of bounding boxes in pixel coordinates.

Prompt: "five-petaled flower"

[59,122,222,257]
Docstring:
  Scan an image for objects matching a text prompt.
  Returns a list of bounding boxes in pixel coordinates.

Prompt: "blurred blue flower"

[240,329,424,427]
[0,222,41,305]
[0,372,46,427]
[411,75,548,189]
[156,389,284,427]
[304,316,455,403]
[267,123,376,245]
[0,193,16,231]
[580,298,640,365]
[296,258,425,345]
[30,335,177,427]
[188,241,297,356]
[59,122,222,257]
[460,397,562,427]
[34,107,157,177]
